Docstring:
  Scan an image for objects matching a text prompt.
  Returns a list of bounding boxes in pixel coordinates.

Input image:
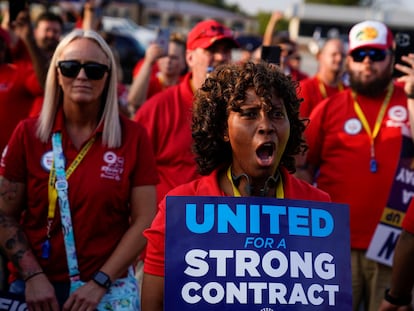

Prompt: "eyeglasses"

[350,49,388,62]
[57,60,109,80]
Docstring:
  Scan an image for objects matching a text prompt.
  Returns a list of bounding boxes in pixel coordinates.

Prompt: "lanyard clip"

[55,180,68,191]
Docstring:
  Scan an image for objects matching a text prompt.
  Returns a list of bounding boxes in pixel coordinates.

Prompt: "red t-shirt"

[0,112,159,282]
[289,67,308,82]
[133,60,182,101]
[9,39,32,65]
[132,58,159,78]
[145,74,184,101]
[298,76,346,118]
[0,63,43,153]
[143,167,331,276]
[133,73,200,203]
[305,86,409,250]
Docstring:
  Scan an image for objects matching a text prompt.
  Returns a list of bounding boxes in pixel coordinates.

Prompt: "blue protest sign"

[367,136,414,265]
[165,196,352,310]
[0,291,26,311]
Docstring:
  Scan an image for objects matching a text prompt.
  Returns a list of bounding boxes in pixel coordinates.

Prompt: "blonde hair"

[36,29,121,148]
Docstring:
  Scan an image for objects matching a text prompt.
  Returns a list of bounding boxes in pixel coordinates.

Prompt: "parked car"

[105,30,146,85]
[102,16,156,47]
[101,17,157,84]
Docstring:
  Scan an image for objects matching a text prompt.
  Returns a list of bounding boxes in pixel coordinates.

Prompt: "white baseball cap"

[348,20,394,53]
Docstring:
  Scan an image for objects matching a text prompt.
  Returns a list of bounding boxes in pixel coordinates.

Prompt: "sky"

[225,0,302,15]
[225,0,414,15]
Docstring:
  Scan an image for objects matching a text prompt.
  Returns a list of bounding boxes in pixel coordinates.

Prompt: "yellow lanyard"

[157,74,166,90]
[352,83,394,173]
[47,136,96,220]
[317,76,344,99]
[226,166,284,198]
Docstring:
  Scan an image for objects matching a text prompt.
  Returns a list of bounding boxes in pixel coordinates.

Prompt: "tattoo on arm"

[5,228,28,250]
[1,222,29,271]
[10,250,26,270]
[0,178,18,202]
[0,178,39,277]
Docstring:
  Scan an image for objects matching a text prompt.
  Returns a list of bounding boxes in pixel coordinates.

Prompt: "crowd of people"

[1,1,414,311]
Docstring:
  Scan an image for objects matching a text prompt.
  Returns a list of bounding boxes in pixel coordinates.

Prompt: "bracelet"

[407,93,414,99]
[24,271,44,282]
[384,288,412,306]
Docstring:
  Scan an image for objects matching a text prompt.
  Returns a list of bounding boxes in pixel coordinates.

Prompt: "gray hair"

[36,29,121,148]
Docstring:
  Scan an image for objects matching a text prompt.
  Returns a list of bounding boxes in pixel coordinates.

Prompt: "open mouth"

[256,142,275,164]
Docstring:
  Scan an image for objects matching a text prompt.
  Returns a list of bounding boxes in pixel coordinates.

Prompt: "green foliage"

[256,12,289,36]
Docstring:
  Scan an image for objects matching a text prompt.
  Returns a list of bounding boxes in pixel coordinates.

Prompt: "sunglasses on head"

[57,60,109,80]
[196,25,233,40]
[350,48,388,62]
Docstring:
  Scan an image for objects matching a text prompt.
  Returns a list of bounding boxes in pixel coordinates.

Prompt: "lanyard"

[317,76,344,99]
[42,133,95,262]
[352,83,394,173]
[47,135,95,220]
[226,166,284,198]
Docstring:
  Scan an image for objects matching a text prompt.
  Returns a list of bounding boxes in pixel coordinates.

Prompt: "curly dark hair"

[192,61,307,176]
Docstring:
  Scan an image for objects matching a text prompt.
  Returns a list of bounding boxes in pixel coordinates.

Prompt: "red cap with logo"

[187,19,239,50]
[348,20,394,53]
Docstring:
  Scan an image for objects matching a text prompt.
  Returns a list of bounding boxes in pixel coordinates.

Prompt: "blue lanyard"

[51,132,81,282]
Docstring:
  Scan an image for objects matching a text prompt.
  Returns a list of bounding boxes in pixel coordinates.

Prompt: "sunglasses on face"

[57,60,109,80]
[350,49,388,62]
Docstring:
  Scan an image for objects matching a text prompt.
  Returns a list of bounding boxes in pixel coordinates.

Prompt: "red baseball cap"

[187,19,239,50]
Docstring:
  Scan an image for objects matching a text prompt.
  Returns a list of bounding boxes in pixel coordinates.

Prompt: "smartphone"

[261,45,281,65]
[393,31,414,77]
[155,28,170,56]
[8,0,26,22]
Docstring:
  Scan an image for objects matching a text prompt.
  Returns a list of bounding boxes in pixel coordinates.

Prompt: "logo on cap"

[348,20,393,53]
[355,27,379,42]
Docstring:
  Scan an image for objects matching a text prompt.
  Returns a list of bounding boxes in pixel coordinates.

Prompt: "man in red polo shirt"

[298,37,346,118]
[0,28,43,154]
[133,19,239,204]
[127,32,187,114]
[298,20,412,311]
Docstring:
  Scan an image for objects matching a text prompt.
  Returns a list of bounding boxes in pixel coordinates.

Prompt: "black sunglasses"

[350,49,388,62]
[57,60,109,80]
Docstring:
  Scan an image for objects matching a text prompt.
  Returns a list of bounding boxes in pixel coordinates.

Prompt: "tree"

[256,12,289,36]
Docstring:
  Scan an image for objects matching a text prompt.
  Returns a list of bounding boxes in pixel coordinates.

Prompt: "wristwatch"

[92,271,112,289]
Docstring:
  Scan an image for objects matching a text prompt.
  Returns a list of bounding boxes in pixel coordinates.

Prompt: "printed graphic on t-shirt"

[100,151,124,181]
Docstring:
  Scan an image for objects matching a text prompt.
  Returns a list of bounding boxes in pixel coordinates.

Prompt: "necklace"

[226,166,284,198]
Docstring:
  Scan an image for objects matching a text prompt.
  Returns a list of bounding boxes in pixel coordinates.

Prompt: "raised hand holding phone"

[261,45,282,66]
[155,28,170,57]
